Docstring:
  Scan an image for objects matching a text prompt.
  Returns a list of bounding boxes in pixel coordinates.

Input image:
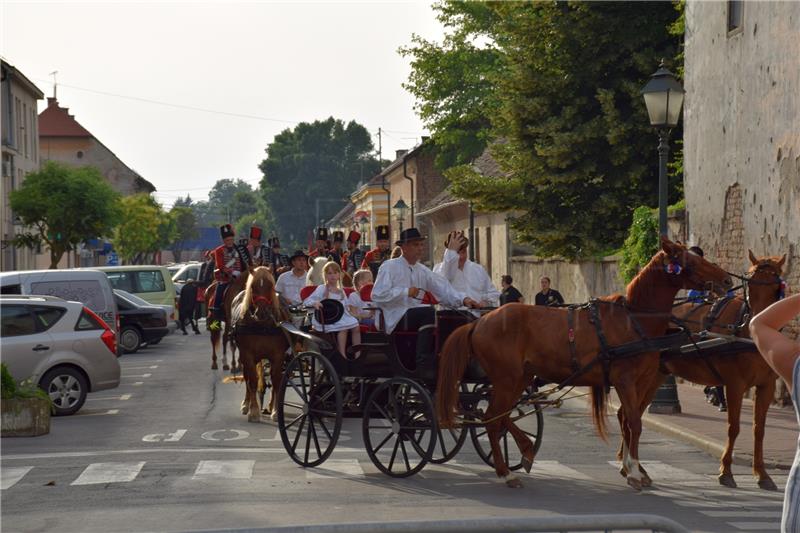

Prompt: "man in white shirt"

[372,228,479,375]
[433,234,500,308]
[276,250,309,305]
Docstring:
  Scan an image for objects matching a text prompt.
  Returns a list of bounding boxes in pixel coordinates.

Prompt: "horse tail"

[590,386,609,441]
[435,321,476,429]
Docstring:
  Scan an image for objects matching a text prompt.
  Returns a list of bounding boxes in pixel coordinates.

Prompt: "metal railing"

[186,514,690,533]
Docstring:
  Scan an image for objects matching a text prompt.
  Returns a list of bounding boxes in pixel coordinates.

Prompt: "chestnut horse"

[634,250,785,490]
[204,273,248,372]
[230,266,289,422]
[436,237,733,489]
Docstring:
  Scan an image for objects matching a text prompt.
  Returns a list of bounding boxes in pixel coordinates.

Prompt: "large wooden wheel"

[362,378,436,477]
[277,352,342,467]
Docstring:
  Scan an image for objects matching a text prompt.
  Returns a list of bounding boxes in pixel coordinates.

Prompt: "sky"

[1,0,446,206]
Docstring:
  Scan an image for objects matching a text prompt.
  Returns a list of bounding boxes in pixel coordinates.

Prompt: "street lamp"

[359,216,369,249]
[642,60,685,415]
[393,198,409,235]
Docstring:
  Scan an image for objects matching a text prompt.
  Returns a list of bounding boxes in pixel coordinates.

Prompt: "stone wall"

[509,255,624,305]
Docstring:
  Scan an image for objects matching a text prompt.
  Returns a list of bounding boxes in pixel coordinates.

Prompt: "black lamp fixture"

[392,198,409,233]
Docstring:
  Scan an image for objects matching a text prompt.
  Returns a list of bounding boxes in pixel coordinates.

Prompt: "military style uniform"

[340,230,363,274]
[266,237,290,273]
[361,225,391,277]
[211,224,247,318]
[308,227,330,260]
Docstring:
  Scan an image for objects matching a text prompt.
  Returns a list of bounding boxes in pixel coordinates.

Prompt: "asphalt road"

[0,329,787,533]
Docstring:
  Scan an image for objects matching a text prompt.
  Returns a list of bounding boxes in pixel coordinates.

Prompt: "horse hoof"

[619,466,628,478]
[248,413,261,423]
[522,456,534,474]
[718,473,737,488]
[758,477,778,491]
[261,408,270,415]
[211,363,218,370]
[223,364,230,371]
[641,475,652,488]
[505,477,523,489]
[626,477,642,491]
[271,411,278,422]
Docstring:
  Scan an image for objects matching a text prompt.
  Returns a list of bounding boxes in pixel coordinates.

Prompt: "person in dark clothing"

[179,279,201,335]
[534,276,564,306]
[500,275,524,305]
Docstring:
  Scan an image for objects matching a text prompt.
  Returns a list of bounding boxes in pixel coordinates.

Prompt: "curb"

[606,397,793,471]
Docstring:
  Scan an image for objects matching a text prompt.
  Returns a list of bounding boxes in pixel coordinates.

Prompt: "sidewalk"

[609,381,798,470]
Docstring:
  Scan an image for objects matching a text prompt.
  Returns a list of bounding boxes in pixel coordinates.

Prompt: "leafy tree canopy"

[166,206,199,263]
[405,1,682,259]
[113,194,175,264]
[9,161,121,268]
[258,117,381,250]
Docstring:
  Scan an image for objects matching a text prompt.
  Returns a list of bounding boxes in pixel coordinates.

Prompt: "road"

[1,330,786,533]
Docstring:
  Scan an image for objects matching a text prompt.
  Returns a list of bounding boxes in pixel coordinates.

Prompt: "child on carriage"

[303,261,362,360]
[347,269,375,329]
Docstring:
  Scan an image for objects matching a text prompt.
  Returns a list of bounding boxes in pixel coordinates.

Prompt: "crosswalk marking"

[729,522,784,531]
[305,459,364,479]
[675,499,783,508]
[606,460,709,483]
[71,462,145,485]
[532,460,592,480]
[701,510,783,518]
[1,467,33,490]
[192,460,254,480]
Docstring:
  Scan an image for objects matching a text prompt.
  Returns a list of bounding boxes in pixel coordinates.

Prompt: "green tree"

[9,161,121,268]
[113,194,174,264]
[258,117,381,250]
[167,206,199,263]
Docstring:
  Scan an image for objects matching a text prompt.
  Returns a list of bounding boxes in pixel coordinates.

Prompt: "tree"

[9,161,121,268]
[403,2,681,259]
[258,117,381,250]
[113,194,175,264]
[167,206,199,263]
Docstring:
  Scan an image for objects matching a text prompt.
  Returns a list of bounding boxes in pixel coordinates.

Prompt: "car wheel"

[120,326,143,354]
[40,367,88,416]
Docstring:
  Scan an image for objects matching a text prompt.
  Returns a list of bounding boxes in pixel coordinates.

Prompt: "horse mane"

[625,249,670,309]
[244,266,282,319]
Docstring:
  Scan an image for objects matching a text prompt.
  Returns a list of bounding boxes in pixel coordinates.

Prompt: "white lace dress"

[303,285,358,332]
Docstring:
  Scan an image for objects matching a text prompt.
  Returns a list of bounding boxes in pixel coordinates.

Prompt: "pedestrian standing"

[749,293,800,532]
[535,276,564,306]
[178,279,200,335]
[500,275,524,305]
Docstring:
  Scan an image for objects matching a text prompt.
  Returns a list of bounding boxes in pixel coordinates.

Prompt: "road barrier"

[187,513,690,533]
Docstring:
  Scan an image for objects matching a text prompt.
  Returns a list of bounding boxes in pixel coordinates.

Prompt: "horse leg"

[258,360,269,414]
[719,383,743,488]
[753,381,778,491]
[210,329,219,370]
[502,372,537,473]
[617,380,659,487]
[616,382,644,491]
[616,406,629,474]
[221,327,230,371]
[268,353,284,421]
[484,384,522,488]
[241,350,260,422]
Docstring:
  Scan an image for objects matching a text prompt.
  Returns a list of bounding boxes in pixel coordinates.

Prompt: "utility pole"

[378,128,382,168]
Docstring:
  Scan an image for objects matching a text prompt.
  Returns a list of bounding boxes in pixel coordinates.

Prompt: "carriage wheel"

[362,378,436,477]
[428,389,468,464]
[277,352,342,468]
[468,383,544,471]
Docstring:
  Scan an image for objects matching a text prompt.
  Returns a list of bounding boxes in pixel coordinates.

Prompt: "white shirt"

[433,253,500,306]
[276,270,307,305]
[371,250,466,333]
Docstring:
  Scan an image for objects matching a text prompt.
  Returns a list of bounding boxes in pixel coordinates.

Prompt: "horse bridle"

[726,263,784,310]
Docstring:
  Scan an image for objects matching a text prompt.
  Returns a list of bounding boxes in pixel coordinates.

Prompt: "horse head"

[746,250,786,314]
[244,266,280,322]
[306,256,328,286]
[658,236,733,296]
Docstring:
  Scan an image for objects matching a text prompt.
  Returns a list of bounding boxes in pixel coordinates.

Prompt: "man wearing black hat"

[372,228,480,375]
[266,237,290,274]
[308,227,330,260]
[329,230,345,266]
[211,224,246,319]
[342,230,364,275]
[276,249,310,305]
[361,225,391,277]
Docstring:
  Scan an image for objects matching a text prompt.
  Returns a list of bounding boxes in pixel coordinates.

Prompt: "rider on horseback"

[210,224,247,323]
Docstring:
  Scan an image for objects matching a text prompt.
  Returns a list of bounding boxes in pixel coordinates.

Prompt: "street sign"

[106,252,119,266]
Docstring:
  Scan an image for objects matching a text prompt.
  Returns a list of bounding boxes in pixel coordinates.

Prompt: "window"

[1,305,36,337]
[106,272,136,292]
[1,284,22,294]
[75,309,103,331]
[23,102,28,157]
[135,271,165,293]
[32,306,66,332]
[728,0,743,33]
[76,150,84,159]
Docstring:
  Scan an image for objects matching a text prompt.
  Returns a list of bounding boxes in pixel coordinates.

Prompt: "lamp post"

[359,216,369,249]
[393,198,409,236]
[642,60,685,415]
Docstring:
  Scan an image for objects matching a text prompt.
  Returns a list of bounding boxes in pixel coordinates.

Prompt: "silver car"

[0,295,121,416]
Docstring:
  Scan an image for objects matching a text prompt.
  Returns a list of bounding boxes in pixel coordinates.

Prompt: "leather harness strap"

[566,305,580,373]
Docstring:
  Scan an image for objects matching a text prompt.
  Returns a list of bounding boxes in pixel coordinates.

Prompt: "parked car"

[114,289,176,336]
[172,262,202,295]
[166,263,185,277]
[0,295,121,416]
[0,269,120,353]
[113,290,170,354]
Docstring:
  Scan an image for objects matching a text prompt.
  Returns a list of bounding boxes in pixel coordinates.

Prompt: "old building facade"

[1,60,44,272]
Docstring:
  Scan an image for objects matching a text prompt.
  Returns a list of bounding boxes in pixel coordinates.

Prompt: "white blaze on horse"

[230,266,289,422]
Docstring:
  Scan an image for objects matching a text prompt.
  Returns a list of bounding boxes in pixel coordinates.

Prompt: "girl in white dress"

[303,261,361,359]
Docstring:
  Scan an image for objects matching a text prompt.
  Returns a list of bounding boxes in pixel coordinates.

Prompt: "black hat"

[376,225,390,241]
[269,237,281,248]
[332,230,344,243]
[396,227,427,246]
[315,227,329,241]
[314,298,345,325]
[220,224,235,239]
[289,249,308,262]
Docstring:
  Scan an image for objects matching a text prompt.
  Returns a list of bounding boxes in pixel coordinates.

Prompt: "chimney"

[47,97,58,108]
[395,149,408,160]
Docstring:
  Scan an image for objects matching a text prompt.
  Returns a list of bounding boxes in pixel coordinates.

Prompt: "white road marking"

[132,382,144,386]
[1,467,33,489]
[674,500,782,508]
[193,460,254,479]
[606,460,709,483]
[142,429,187,443]
[86,394,131,402]
[201,429,249,441]
[305,459,364,479]
[531,460,592,480]
[71,462,145,485]
[122,373,151,378]
[120,366,158,370]
[728,522,784,530]
[701,510,783,518]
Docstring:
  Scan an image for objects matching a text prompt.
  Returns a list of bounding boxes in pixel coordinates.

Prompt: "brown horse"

[204,273,248,372]
[436,236,733,489]
[230,266,289,422]
[633,250,785,490]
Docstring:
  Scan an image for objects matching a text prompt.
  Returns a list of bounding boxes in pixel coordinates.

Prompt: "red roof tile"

[38,98,92,137]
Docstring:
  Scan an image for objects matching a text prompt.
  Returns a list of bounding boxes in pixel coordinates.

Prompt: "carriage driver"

[210,224,246,320]
[371,228,480,376]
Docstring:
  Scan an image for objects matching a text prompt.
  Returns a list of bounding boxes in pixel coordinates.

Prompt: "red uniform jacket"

[213,245,243,282]
[361,248,390,270]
